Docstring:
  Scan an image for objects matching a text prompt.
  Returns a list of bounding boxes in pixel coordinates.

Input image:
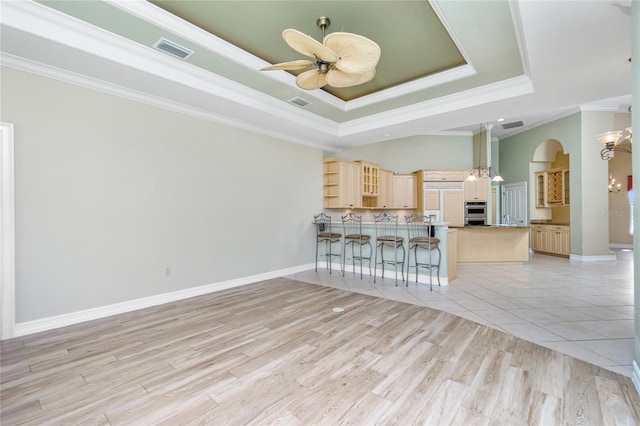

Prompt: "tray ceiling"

[0,1,632,150]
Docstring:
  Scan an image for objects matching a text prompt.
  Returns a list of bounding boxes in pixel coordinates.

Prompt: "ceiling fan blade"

[296,69,328,90]
[283,29,339,63]
[261,60,313,71]
[324,32,381,74]
[326,67,376,88]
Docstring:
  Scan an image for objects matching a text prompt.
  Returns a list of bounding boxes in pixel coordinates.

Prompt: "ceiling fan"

[261,17,381,90]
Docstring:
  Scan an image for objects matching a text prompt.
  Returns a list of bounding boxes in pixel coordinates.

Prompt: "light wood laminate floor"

[2,275,640,424]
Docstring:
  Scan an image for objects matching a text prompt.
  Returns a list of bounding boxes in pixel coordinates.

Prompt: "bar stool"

[373,212,405,285]
[341,213,372,278]
[313,213,342,274]
[405,212,441,291]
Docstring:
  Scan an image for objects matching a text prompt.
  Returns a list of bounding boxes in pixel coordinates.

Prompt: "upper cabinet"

[377,169,394,209]
[324,159,413,210]
[392,174,417,209]
[536,168,569,207]
[323,158,362,209]
[357,161,379,197]
[421,170,466,181]
[463,177,488,201]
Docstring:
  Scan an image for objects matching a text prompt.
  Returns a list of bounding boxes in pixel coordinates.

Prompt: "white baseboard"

[632,361,640,397]
[13,263,315,337]
[610,243,633,250]
[569,254,617,262]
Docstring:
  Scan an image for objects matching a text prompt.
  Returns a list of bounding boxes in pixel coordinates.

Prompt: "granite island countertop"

[450,224,529,229]
[530,220,570,226]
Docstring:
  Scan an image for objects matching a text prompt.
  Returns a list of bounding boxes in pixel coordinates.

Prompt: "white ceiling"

[0,0,633,152]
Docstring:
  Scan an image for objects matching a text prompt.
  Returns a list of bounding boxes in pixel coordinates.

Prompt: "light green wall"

[327,134,473,173]
[499,114,580,184]
[499,111,619,257]
[1,67,322,323]
[579,111,617,255]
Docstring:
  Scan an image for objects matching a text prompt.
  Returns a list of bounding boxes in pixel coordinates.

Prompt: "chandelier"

[609,175,621,192]
[598,126,632,160]
[466,123,504,182]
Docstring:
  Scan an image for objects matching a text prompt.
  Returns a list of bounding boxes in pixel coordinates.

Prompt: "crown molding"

[344,65,477,111]
[579,104,631,113]
[338,74,534,136]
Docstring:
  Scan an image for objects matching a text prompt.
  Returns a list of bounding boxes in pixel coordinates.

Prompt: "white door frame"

[1,122,16,339]
[501,181,528,226]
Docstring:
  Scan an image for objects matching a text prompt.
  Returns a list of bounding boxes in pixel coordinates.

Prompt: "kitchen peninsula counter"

[455,225,530,263]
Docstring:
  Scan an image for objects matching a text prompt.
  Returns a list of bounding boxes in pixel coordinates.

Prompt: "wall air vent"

[502,120,524,130]
[288,97,312,107]
[153,37,194,60]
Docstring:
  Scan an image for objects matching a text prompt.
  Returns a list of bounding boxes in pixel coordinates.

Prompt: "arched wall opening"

[530,139,570,223]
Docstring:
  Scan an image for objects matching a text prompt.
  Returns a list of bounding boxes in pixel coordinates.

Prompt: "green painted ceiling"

[35,0,524,121]
[149,0,467,101]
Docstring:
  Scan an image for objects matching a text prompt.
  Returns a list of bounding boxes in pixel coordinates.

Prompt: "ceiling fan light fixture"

[326,67,376,88]
[317,61,331,74]
[323,32,381,74]
[296,69,328,90]
[317,16,330,30]
[260,17,381,90]
[261,59,312,71]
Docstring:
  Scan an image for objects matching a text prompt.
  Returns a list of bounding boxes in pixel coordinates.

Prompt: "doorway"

[502,182,528,226]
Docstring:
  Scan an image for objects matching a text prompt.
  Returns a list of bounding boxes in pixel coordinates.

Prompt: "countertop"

[529,220,570,226]
[450,225,529,229]
[330,221,450,227]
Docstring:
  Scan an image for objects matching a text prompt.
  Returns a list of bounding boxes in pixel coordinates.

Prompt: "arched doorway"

[530,139,569,223]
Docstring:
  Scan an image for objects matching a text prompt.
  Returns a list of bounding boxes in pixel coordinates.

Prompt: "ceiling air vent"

[502,120,524,130]
[288,97,312,107]
[153,37,194,60]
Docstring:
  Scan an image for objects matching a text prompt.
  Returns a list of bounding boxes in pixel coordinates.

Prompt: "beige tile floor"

[287,249,635,377]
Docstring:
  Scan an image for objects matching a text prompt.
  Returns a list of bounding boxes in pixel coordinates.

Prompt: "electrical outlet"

[165,267,171,276]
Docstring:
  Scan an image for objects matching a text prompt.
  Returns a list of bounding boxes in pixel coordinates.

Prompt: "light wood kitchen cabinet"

[531,224,550,253]
[549,225,570,256]
[357,161,379,197]
[535,168,570,207]
[546,169,563,204]
[377,169,394,209]
[531,224,569,257]
[443,190,464,227]
[535,172,548,207]
[463,177,488,201]
[392,174,417,209]
[562,169,570,205]
[323,158,362,209]
[421,170,466,181]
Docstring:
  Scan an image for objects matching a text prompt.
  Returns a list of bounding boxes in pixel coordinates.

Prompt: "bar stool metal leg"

[341,213,372,279]
[314,213,342,274]
[374,212,405,285]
